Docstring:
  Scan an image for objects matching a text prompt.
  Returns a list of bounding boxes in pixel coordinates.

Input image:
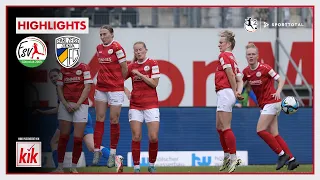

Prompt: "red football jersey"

[215,51,241,92]
[57,63,93,105]
[96,40,127,92]
[126,58,160,110]
[242,62,281,109]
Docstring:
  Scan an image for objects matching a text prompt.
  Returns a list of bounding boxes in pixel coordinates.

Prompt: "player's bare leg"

[92,100,108,165]
[131,120,142,173]
[268,117,299,170]
[218,111,239,172]
[107,105,121,167]
[83,134,94,152]
[147,121,159,173]
[257,114,289,170]
[216,113,230,171]
[53,120,72,173]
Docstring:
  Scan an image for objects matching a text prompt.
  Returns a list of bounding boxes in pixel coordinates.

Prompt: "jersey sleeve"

[263,64,280,80]
[219,53,232,70]
[151,60,160,79]
[96,45,100,58]
[235,66,242,78]
[83,64,94,84]
[242,69,247,82]
[56,71,64,86]
[114,43,127,63]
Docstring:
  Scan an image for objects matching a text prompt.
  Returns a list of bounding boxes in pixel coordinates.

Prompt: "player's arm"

[266,65,283,100]
[235,71,244,95]
[116,46,128,78]
[137,61,160,88]
[141,76,159,88]
[124,86,131,100]
[76,67,93,106]
[120,61,128,79]
[225,68,237,93]
[275,76,285,93]
[220,56,237,93]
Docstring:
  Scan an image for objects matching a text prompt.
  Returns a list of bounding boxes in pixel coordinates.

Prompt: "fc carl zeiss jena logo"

[55,35,81,68]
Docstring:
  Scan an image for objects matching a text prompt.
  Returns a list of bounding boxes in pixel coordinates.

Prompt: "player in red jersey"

[242,43,299,171]
[92,25,128,167]
[125,42,160,173]
[53,62,93,173]
[215,30,244,173]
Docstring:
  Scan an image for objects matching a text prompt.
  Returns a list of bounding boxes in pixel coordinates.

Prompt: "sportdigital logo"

[16,142,42,167]
[16,36,47,68]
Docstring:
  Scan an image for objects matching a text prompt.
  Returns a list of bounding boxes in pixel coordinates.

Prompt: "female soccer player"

[92,25,128,167]
[35,69,119,171]
[53,62,93,173]
[125,42,160,173]
[242,43,299,171]
[215,30,243,173]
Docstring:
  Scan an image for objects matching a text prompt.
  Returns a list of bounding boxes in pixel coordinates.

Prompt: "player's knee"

[96,114,105,122]
[132,133,142,141]
[110,114,120,124]
[148,133,158,143]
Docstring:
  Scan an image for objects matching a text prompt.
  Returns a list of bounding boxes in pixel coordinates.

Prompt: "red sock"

[94,121,104,149]
[132,140,140,165]
[110,123,120,149]
[57,134,70,163]
[217,129,229,153]
[223,129,236,154]
[275,135,293,159]
[149,141,158,163]
[257,130,283,154]
[72,137,83,165]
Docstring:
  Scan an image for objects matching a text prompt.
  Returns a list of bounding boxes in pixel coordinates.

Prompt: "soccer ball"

[281,96,299,114]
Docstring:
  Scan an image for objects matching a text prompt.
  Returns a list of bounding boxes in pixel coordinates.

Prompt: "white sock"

[110,148,116,155]
[224,153,230,159]
[149,163,155,167]
[289,157,295,162]
[230,154,237,161]
[278,150,284,156]
[134,165,140,169]
[72,163,77,168]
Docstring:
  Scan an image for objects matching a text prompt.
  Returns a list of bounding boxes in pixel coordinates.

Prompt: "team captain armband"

[268,69,280,80]
[219,57,232,69]
[151,63,160,79]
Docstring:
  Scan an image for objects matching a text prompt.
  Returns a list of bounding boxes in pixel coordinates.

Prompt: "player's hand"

[64,102,73,112]
[71,103,81,112]
[271,91,281,100]
[235,92,244,100]
[131,69,141,76]
[235,103,242,108]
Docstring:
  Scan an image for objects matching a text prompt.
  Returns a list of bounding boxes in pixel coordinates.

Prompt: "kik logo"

[16,142,42,167]
[191,153,212,166]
